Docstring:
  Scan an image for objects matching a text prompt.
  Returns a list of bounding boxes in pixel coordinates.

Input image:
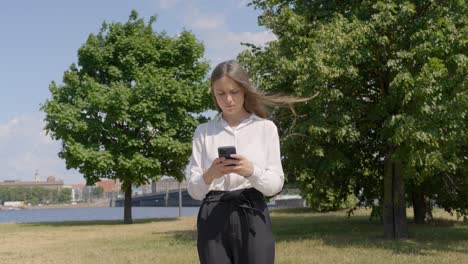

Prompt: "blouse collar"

[215,112,262,132]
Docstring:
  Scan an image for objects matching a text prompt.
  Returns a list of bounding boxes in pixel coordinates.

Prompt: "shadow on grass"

[20,217,178,227]
[165,207,467,256]
[165,230,198,244]
[271,208,468,256]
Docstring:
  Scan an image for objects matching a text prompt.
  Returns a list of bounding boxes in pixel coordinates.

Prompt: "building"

[71,184,85,201]
[69,180,122,201]
[0,176,64,190]
[96,180,122,198]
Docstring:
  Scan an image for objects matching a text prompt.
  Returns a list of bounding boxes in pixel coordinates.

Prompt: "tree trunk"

[165,183,169,207]
[412,190,432,224]
[124,184,133,224]
[179,181,182,218]
[383,145,408,239]
[412,190,426,224]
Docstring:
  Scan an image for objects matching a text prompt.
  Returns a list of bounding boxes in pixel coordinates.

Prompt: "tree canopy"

[240,0,467,238]
[41,10,211,223]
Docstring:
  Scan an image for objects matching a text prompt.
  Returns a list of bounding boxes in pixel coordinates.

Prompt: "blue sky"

[0,0,275,184]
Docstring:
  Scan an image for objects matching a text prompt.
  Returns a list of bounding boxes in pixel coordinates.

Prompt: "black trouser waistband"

[203,188,264,203]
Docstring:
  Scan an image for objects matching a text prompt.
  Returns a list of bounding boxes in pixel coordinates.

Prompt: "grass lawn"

[0,208,466,264]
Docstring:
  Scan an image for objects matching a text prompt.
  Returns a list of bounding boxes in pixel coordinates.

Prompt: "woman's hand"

[203,157,233,184]
[224,154,253,177]
[203,155,254,184]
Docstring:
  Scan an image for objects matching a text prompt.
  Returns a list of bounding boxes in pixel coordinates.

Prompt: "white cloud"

[0,112,83,184]
[181,7,225,31]
[203,30,277,68]
[157,0,180,10]
[189,16,225,30]
[173,3,275,68]
[226,31,277,47]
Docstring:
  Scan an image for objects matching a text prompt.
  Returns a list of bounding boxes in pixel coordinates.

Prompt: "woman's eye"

[217,93,225,96]
[232,90,239,94]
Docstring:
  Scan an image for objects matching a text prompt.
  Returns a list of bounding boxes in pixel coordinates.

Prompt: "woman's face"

[212,76,246,115]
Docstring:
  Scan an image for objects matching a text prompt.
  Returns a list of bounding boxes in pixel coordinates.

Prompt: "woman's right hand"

[203,157,237,184]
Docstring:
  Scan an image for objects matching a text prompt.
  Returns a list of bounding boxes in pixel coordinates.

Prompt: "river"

[0,207,200,223]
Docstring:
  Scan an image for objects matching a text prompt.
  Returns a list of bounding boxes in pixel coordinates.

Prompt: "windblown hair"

[210,60,316,119]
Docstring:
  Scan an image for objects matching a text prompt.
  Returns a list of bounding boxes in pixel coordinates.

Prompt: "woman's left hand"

[224,154,254,177]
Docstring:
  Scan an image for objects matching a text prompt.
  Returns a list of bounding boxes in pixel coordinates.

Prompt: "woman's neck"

[222,110,251,127]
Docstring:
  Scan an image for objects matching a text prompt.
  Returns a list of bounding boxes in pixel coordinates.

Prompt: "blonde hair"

[210,60,316,119]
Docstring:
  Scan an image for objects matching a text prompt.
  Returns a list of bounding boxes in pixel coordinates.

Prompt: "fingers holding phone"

[203,157,227,184]
[227,154,253,177]
[203,147,252,184]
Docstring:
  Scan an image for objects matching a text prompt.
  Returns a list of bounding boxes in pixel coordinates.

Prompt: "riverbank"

[26,201,109,210]
[0,208,466,264]
[0,199,110,210]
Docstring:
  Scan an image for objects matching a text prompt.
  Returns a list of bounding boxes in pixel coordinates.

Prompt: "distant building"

[0,176,64,190]
[68,180,122,201]
[96,180,121,192]
[71,184,86,201]
[96,180,122,198]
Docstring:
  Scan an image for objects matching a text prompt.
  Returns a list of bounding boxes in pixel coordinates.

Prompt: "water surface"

[0,207,200,223]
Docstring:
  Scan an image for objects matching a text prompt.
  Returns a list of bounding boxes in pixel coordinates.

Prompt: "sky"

[0,0,275,184]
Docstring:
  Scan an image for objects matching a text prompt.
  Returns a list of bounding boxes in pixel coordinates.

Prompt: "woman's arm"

[247,121,285,197]
[187,125,211,200]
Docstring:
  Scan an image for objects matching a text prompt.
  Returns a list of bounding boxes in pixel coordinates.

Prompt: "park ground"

[0,208,466,264]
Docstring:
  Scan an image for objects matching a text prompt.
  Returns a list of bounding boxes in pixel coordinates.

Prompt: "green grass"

[0,208,466,264]
[271,208,467,263]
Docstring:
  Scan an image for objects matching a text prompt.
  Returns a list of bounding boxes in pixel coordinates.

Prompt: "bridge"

[114,189,202,207]
[114,186,306,208]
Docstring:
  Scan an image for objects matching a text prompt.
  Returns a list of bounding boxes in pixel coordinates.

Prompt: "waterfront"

[0,207,200,223]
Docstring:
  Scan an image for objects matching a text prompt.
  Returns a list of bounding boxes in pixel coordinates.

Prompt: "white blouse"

[187,113,285,200]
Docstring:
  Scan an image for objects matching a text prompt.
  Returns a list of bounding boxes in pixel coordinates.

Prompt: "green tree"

[240,0,467,238]
[58,188,73,203]
[0,186,72,205]
[41,10,210,223]
[91,186,104,199]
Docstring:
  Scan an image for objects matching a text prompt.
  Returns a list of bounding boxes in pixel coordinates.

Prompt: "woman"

[188,60,310,264]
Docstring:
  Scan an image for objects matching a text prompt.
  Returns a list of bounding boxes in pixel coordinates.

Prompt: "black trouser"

[196,188,275,264]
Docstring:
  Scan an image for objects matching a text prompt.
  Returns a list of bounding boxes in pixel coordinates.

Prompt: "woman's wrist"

[244,167,253,178]
[203,171,214,185]
[244,161,254,177]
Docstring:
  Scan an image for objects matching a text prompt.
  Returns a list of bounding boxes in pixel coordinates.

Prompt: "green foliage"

[91,186,104,199]
[241,1,467,215]
[58,188,72,203]
[0,187,72,205]
[41,10,210,190]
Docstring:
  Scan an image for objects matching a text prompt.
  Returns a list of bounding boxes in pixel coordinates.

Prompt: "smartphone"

[218,146,237,166]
